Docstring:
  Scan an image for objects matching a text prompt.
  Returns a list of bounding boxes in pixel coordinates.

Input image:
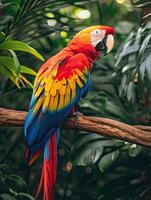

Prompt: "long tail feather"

[25,148,42,166]
[36,133,57,200]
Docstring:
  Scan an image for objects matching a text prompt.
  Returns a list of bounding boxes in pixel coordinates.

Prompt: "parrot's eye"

[95,30,100,35]
[92,29,101,35]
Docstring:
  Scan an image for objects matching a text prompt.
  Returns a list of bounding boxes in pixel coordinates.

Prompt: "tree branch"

[0,107,151,147]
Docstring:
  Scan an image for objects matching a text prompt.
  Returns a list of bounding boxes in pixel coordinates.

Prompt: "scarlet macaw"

[24,25,115,200]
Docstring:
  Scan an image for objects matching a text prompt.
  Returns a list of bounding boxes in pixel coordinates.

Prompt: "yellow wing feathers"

[33,67,88,113]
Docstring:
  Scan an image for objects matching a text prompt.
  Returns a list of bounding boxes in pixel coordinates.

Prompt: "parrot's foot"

[72,111,83,128]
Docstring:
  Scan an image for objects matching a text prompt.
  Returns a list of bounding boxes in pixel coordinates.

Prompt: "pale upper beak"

[106,34,114,54]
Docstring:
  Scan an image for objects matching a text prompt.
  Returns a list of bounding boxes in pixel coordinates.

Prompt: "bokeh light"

[60,31,68,38]
[116,0,125,4]
[75,9,91,19]
[47,19,57,26]
[46,12,55,18]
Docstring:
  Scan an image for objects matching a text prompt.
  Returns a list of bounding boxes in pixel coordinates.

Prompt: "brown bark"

[0,107,151,147]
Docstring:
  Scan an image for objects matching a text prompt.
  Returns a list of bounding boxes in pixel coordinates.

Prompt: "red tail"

[36,133,57,200]
[25,148,42,166]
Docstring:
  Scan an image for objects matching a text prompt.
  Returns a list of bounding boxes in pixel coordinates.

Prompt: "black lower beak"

[95,37,107,55]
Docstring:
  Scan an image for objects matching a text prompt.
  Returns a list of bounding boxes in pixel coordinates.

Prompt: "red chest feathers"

[55,53,90,80]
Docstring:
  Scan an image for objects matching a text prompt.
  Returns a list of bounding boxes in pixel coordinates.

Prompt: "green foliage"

[0,162,34,199]
[98,150,120,172]
[115,24,151,103]
[0,0,45,89]
[0,40,44,61]
[0,38,41,88]
[72,133,122,168]
[0,0,151,200]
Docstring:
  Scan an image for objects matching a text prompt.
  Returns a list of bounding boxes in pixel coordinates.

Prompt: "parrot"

[24,25,115,200]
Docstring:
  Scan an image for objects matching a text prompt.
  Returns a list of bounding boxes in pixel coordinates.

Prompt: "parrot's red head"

[71,25,115,55]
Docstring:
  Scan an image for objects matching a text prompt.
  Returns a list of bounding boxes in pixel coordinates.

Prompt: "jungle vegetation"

[0,0,151,199]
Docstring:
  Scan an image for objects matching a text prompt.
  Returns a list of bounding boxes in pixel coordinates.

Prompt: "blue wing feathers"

[44,139,50,161]
[24,70,89,159]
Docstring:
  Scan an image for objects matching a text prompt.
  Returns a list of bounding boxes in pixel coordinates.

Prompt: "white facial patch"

[91,29,106,47]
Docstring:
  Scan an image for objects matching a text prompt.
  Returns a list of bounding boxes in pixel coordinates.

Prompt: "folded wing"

[24,53,90,158]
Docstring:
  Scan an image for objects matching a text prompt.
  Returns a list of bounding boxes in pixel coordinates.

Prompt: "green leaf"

[0,2,20,10]
[134,2,151,8]
[6,174,27,187]
[20,65,37,76]
[127,81,135,102]
[139,33,151,55]
[120,74,127,96]
[71,134,104,152]
[0,32,5,42]
[134,27,143,45]
[10,50,20,77]
[122,64,135,73]
[0,56,36,76]
[0,194,16,200]
[0,63,33,88]
[19,74,33,88]
[128,144,143,157]
[140,60,146,81]
[18,193,34,200]
[143,12,151,20]
[145,54,151,81]
[0,64,19,87]
[9,188,18,196]
[0,56,16,75]
[121,45,139,57]
[73,142,104,166]
[115,32,135,66]
[98,150,120,172]
[0,40,44,61]
[72,135,123,153]
[80,101,102,112]
[106,101,128,121]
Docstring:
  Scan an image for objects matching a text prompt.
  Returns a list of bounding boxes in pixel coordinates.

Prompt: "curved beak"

[95,34,114,55]
[106,34,114,54]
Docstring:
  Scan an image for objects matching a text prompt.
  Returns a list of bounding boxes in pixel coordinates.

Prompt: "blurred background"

[0,0,151,199]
